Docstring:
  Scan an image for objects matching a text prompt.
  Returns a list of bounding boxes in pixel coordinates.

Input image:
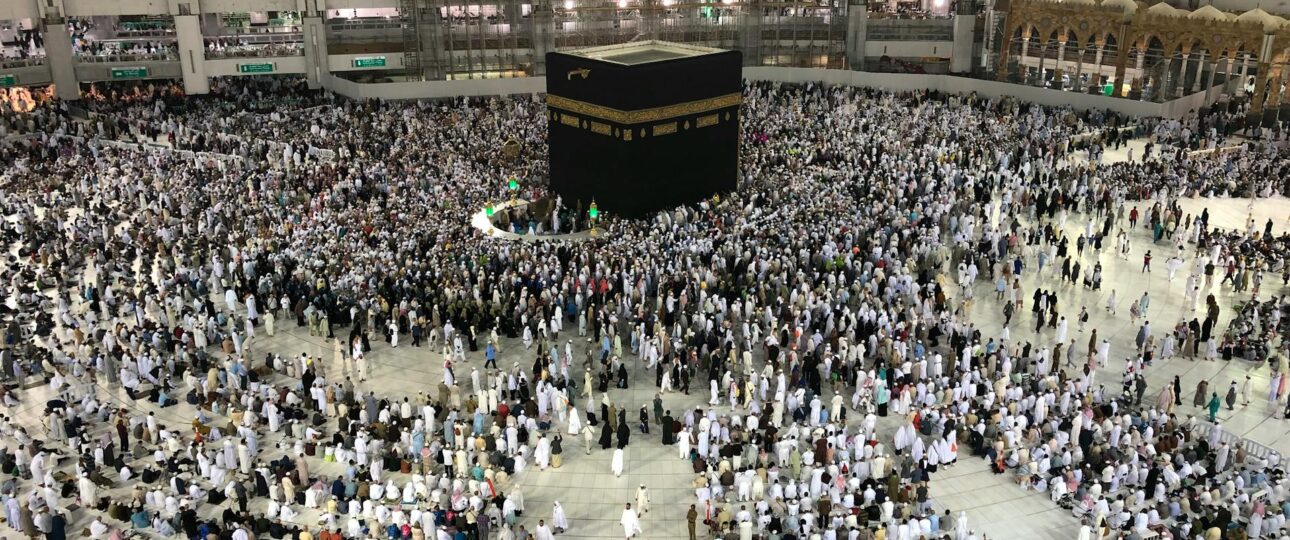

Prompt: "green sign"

[1103,83,1114,96]
[239,63,275,74]
[111,67,149,79]
[352,56,387,68]
[0,74,16,87]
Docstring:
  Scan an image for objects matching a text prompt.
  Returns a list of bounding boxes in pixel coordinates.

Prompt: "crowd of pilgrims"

[0,77,1287,540]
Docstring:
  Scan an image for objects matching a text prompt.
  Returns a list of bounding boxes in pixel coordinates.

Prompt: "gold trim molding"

[547,92,742,125]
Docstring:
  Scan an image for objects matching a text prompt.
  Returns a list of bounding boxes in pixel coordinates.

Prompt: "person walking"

[620,503,642,539]
[687,504,699,540]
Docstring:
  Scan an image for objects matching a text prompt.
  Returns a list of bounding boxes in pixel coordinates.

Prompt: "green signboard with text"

[239,63,275,74]
[0,74,16,87]
[352,56,387,68]
[111,67,149,79]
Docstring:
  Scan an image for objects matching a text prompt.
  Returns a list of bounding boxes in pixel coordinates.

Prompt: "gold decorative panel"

[652,122,678,136]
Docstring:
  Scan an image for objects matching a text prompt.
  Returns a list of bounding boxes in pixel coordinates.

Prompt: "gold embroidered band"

[547,92,742,125]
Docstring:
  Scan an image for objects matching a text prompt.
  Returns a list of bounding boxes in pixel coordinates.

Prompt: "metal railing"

[866,18,954,41]
[1193,420,1279,462]
[74,51,179,63]
[0,57,46,69]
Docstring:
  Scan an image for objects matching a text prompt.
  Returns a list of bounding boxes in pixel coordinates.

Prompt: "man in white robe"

[534,435,551,469]
[635,485,650,514]
[534,520,555,540]
[620,503,642,539]
[552,501,569,532]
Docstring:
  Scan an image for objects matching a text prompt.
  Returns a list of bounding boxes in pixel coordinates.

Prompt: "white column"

[175,15,209,95]
[1191,50,1205,93]
[1072,44,1084,91]
[846,0,868,70]
[1035,42,1047,87]
[42,21,79,100]
[1053,39,1066,88]
[1237,53,1250,96]
[950,0,974,73]
[1204,60,1220,102]
[1091,43,1104,91]
[1221,54,1235,94]
[1133,48,1145,96]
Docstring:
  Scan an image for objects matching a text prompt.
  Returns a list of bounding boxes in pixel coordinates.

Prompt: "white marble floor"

[4,140,1290,540]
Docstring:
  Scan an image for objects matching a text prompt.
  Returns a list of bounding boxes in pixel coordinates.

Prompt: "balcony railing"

[0,57,46,69]
[74,51,180,63]
[205,44,305,59]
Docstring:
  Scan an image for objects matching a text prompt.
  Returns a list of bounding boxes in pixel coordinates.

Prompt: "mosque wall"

[73,61,183,81]
[328,52,407,72]
[0,64,53,88]
[864,41,952,59]
[321,64,1213,118]
[60,0,173,16]
[197,0,303,12]
[742,66,1222,117]
[323,0,399,9]
[326,71,545,99]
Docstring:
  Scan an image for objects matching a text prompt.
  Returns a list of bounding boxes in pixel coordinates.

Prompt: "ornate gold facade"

[996,0,1290,114]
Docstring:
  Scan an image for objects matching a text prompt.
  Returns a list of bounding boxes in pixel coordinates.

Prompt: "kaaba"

[546,41,742,218]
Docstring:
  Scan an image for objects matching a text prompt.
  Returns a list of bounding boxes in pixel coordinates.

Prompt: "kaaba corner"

[546,41,742,219]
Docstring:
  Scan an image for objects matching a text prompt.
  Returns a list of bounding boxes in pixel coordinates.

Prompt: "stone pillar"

[1052,36,1066,89]
[1204,60,1220,102]
[950,0,974,74]
[1249,61,1268,119]
[1221,54,1234,94]
[531,2,554,76]
[1237,53,1250,96]
[1109,39,1130,98]
[425,3,448,80]
[1264,66,1283,111]
[641,0,659,40]
[740,0,764,67]
[505,1,522,29]
[1035,41,1047,87]
[993,15,1014,82]
[302,15,329,89]
[1130,47,1145,98]
[1017,33,1030,83]
[1191,50,1205,94]
[846,0,868,71]
[175,15,209,95]
[1162,55,1180,99]
[42,20,78,101]
[981,4,996,69]
[1072,44,1084,92]
[1280,62,1290,122]
[1090,41,1105,92]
